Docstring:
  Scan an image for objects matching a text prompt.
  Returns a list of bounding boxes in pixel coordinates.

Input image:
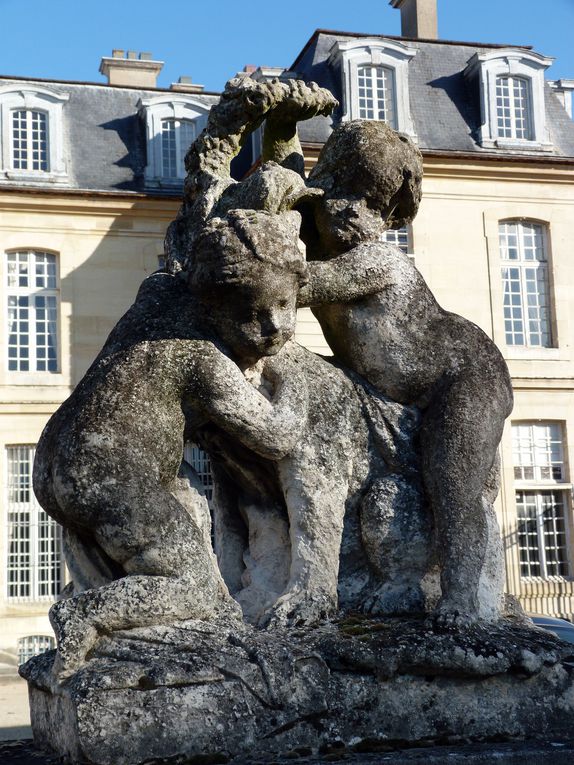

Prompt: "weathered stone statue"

[21,77,574,765]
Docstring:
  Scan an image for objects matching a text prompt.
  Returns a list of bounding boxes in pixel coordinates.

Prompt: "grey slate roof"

[291,31,574,159]
[0,77,219,194]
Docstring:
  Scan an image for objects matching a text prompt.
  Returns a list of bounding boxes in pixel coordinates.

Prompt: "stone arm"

[297,242,396,308]
[185,77,337,208]
[261,80,338,176]
[187,345,308,462]
[166,78,337,271]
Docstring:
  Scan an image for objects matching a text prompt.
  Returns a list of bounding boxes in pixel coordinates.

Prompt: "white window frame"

[329,38,417,137]
[138,96,209,186]
[5,250,60,373]
[0,86,68,184]
[499,220,553,349]
[5,445,65,602]
[464,49,553,151]
[512,422,573,580]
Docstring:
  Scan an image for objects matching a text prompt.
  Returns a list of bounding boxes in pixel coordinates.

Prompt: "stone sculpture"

[21,76,574,765]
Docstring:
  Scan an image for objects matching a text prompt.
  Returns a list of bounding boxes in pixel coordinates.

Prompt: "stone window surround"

[138,95,210,186]
[465,49,554,152]
[328,38,417,137]
[0,85,69,184]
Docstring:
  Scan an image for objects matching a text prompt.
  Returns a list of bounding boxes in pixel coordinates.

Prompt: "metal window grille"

[161,119,196,178]
[516,490,569,578]
[357,65,397,129]
[17,635,55,665]
[499,221,551,347]
[495,76,532,140]
[381,227,409,254]
[183,442,214,502]
[6,251,59,372]
[11,109,48,171]
[6,446,64,601]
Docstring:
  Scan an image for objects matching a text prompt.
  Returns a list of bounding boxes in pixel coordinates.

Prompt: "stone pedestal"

[21,616,574,765]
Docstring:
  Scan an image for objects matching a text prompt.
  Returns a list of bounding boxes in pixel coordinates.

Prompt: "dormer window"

[329,38,416,137]
[138,96,209,186]
[465,49,553,151]
[0,86,68,184]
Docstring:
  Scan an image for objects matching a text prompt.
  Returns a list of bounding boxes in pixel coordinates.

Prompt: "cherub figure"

[296,120,513,626]
[33,208,308,677]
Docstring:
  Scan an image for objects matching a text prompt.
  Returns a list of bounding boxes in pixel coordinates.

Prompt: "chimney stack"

[99,50,164,88]
[390,0,438,40]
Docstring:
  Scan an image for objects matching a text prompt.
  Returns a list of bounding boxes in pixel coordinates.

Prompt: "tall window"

[6,446,64,601]
[513,423,571,579]
[11,109,49,171]
[161,118,195,178]
[495,76,532,140]
[499,221,552,348]
[357,65,397,128]
[6,250,59,372]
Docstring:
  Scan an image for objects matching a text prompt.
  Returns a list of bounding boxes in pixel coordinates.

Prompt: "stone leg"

[420,377,507,626]
[260,456,350,627]
[50,477,237,678]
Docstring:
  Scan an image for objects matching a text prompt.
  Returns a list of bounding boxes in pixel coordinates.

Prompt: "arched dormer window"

[465,49,553,151]
[329,38,417,137]
[0,86,69,184]
[138,96,210,186]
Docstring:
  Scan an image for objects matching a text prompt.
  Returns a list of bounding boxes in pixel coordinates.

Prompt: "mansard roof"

[291,30,574,160]
[0,76,218,195]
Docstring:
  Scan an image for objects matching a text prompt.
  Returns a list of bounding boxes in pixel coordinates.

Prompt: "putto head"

[308,120,423,229]
[188,209,307,364]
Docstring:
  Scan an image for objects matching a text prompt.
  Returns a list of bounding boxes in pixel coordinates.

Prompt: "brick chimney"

[99,50,164,88]
[389,0,438,39]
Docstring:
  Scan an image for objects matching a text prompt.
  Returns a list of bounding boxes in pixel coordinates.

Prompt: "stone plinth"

[21,616,574,765]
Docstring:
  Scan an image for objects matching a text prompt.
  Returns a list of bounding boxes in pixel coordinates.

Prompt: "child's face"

[210,266,300,365]
[314,193,387,257]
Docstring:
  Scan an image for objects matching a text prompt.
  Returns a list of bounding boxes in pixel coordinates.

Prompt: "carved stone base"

[21,616,574,765]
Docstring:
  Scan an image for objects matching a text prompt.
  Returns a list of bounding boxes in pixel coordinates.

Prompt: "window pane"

[499,221,551,347]
[495,76,531,140]
[11,110,49,171]
[357,65,397,129]
[177,120,195,175]
[6,446,63,601]
[5,251,59,373]
[381,227,409,254]
[161,119,177,178]
[512,422,565,482]
[183,442,214,502]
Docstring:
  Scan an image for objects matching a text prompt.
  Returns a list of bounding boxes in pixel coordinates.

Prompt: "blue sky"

[0,0,572,92]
